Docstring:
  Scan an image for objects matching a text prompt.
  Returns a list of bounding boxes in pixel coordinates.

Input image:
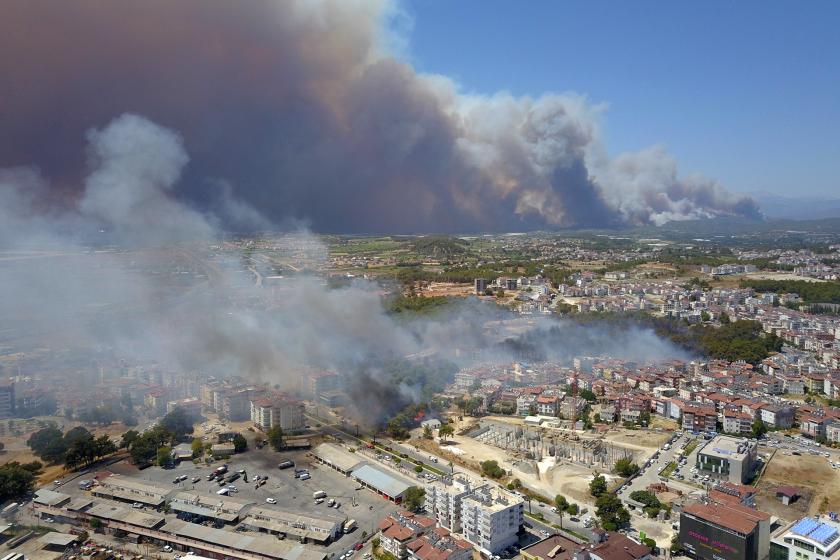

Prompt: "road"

[617,432,706,503]
[308,409,598,543]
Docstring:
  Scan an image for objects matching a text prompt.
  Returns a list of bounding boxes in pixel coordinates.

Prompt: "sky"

[403,1,840,198]
[0,0,834,234]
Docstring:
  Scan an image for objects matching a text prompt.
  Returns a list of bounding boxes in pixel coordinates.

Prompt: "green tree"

[26,425,66,464]
[0,462,36,502]
[157,446,172,467]
[480,460,506,478]
[160,408,194,441]
[719,311,731,324]
[566,503,579,515]
[438,423,455,441]
[414,465,423,474]
[232,434,248,453]
[638,411,651,426]
[554,494,569,511]
[700,310,711,322]
[613,458,641,477]
[191,437,203,458]
[422,425,433,439]
[120,430,140,449]
[752,419,768,438]
[589,473,608,497]
[595,493,630,530]
[402,486,426,512]
[578,388,597,402]
[267,426,284,451]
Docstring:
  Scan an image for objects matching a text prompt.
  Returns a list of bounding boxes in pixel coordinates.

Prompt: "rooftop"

[591,532,652,560]
[521,534,585,560]
[313,443,365,473]
[683,501,769,535]
[699,435,756,461]
[351,464,413,499]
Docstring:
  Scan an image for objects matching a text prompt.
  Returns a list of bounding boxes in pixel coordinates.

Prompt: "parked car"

[266,498,277,504]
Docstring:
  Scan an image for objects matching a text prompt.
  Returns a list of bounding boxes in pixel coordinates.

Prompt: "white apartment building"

[425,477,473,533]
[425,477,523,555]
[460,486,523,554]
[249,397,305,432]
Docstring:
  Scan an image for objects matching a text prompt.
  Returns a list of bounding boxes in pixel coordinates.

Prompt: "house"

[774,486,801,505]
[536,395,559,416]
[590,532,652,560]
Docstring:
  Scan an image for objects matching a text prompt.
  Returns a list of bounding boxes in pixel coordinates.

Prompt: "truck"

[213,465,228,477]
[343,519,356,533]
[226,473,241,483]
[313,490,327,500]
[1,503,19,517]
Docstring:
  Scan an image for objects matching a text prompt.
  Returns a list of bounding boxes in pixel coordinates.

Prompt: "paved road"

[618,433,704,502]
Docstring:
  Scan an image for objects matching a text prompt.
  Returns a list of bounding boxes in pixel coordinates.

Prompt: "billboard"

[679,513,754,560]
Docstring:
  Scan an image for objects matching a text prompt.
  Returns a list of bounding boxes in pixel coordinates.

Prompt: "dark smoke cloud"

[1,0,760,233]
[0,114,694,427]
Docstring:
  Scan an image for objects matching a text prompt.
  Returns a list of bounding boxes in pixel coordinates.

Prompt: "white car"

[266,498,277,504]
[163,546,173,553]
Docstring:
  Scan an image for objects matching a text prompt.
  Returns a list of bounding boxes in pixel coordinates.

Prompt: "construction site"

[468,419,636,470]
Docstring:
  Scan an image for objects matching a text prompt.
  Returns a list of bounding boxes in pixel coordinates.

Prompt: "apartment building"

[425,477,473,533]
[250,396,305,432]
[459,485,523,555]
[683,403,718,434]
[425,476,523,555]
[0,381,14,418]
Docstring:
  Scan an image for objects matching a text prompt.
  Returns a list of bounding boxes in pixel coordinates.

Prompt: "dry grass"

[756,451,840,520]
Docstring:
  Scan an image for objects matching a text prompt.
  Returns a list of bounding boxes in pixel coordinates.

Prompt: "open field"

[756,451,840,520]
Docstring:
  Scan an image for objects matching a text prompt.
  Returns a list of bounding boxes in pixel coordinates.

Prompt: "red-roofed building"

[380,511,437,559]
[406,527,472,560]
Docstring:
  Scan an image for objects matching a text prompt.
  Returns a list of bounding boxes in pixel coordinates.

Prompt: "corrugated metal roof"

[351,464,412,498]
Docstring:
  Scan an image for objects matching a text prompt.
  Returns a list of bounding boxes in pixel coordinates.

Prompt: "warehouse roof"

[34,489,71,507]
[352,464,412,499]
[313,443,364,473]
[161,519,327,560]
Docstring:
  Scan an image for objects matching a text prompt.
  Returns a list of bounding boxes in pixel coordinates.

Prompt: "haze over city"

[1,3,839,560]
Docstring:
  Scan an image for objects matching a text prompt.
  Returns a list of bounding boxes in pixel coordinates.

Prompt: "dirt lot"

[756,451,840,521]
[419,282,475,297]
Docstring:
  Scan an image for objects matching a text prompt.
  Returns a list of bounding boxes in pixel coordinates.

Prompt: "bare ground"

[756,451,840,521]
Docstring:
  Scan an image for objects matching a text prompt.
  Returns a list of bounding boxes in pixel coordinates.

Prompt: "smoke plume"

[0,0,760,233]
[0,114,695,425]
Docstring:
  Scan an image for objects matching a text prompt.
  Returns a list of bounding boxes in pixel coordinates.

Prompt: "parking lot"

[617,432,705,508]
[45,444,400,557]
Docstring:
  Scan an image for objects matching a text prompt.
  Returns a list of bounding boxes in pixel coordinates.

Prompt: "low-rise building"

[680,500,770,560]
[697,435,759,484]
[379,511,437,559]
[407,527,473,560]
[242,506,345,544]
[91,474,169,509]
[770,515,840,560]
